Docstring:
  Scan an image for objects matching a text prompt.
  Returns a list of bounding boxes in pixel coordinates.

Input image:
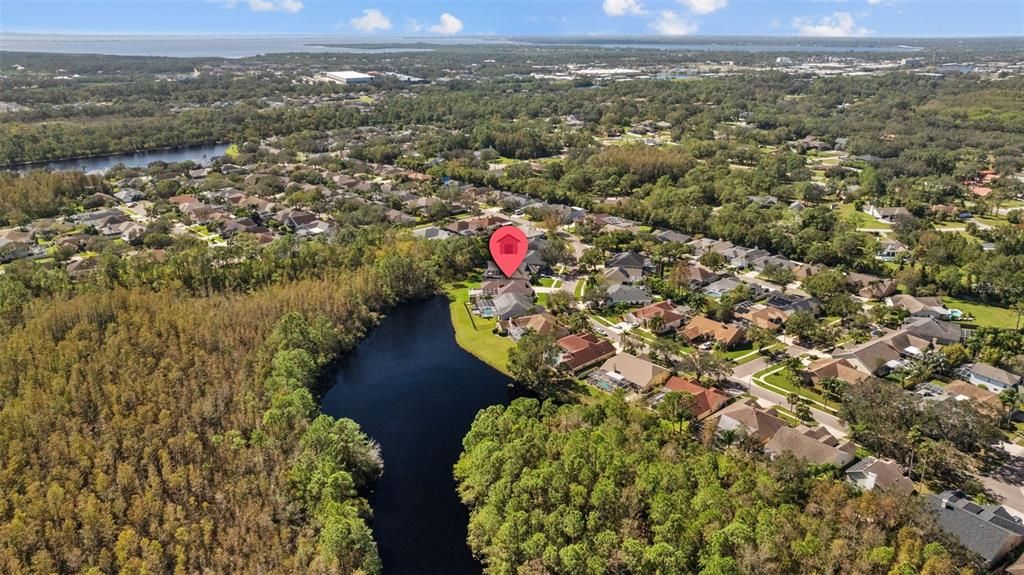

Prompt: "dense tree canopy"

[455,396,975,575]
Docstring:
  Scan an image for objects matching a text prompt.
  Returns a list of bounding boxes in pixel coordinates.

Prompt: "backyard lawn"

[445,283,513,376]
[943,296,1021,330]
[838,203,892,230]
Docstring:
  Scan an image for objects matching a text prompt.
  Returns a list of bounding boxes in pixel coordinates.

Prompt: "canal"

[320,296,512,575]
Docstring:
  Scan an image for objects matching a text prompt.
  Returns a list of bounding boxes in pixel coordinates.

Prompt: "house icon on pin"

[497,235,521,255]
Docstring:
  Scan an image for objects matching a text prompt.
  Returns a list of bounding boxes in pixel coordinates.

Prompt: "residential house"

[680,316,746,349]
[966,363,1021,393]
[944,381,1004,417]
[764,425,857,468]
[627,301,687,334]
[606,251,648,274]
[445,214,509,236]
[480,278,534,298]
[762,292,822,315]
[865,204,912,222]
[66,257,99,279]
[902,316,963,345]
[274,209,318,230]
[412,226,453,240]
[887,294,950,319]
[747,195,779,208]
[657,376,730,420]
[847,273,897,300]
[601,266,643,285]
[652,229,691,244]
[876,240,909,261]
[590,353,670,393]
[606,284,653,306]
[111,221,146,242]
[834,330,932,376]
[492,293,536,320]
[804,358,871,386]
[845,457,914,494]
[672,261,719,288]
[793,263,825,282]
[169,194,201,208]
[723,246,771,269]
[750,255,798,273]
[296,221,332,237]
[685,237,720,257]
[929,490,1024,569]
[703,276,743,299]
[710,398,787,443]
[55,234,92,253]
[505,312,568,342]
[114,188,145,203]
[557,333,617,373]
[737,305,790,332]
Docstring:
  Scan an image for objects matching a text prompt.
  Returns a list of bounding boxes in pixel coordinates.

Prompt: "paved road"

[728,346,849,437]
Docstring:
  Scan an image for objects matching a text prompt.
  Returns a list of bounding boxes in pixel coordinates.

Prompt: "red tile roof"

[557,333,616,372]
[664,376,730,419]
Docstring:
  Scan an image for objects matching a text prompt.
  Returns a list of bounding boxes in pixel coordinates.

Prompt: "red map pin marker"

[489,226,528,278]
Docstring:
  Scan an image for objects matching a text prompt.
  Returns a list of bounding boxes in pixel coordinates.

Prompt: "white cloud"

[793,12,871,36]
[679,0,728,15]
[867,0,883,4]
[650,10,698,35]
[603,0,646,16]
[428,13,464,34]
[350,8,391,32]
[406,18,424,32]
[224,0,302,13]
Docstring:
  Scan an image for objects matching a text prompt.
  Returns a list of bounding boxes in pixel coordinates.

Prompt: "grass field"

[445,283,513,376]
[838,203,892,230]
[943,296,1022,330]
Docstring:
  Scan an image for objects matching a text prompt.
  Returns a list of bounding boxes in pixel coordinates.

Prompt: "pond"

[320,295,513,575]
[13,143,230,172]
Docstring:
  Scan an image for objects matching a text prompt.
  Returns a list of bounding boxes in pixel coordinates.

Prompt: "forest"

[0,230,468,574]
[455,396,977,575]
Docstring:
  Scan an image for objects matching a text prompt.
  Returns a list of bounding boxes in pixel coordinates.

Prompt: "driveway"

[979,449,1024,514]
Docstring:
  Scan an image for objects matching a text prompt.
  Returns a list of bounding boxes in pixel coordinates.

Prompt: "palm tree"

[647,314,665,335]
[787,392,801,412]
[1000,387,1021,425]
[821,377,846,408]
[1014,300,1024,330]
[566,311,590,334]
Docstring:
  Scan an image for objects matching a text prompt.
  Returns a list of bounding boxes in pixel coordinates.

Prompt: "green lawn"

[717,342,755,361]
[771,405,806,427]
[538,277,556,288]
[574,278,588,298]
[445,283,513,376]
[972,215,1008,228]
[754,365,835,410]
[838,203,892,230]
[943,296,1021,330]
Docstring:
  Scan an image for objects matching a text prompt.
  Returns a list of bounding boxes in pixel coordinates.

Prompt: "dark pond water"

[16,143,230,173]
[320,295,512,575]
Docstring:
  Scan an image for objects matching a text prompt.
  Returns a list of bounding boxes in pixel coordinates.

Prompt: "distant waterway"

[320,296,514,575]
[0,33,439,57]
[12,143,230,172]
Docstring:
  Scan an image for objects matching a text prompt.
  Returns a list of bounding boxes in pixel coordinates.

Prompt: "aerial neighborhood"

[3,38,1024,574]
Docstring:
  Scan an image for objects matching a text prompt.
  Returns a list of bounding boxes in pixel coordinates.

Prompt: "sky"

[1,0,1022,37]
